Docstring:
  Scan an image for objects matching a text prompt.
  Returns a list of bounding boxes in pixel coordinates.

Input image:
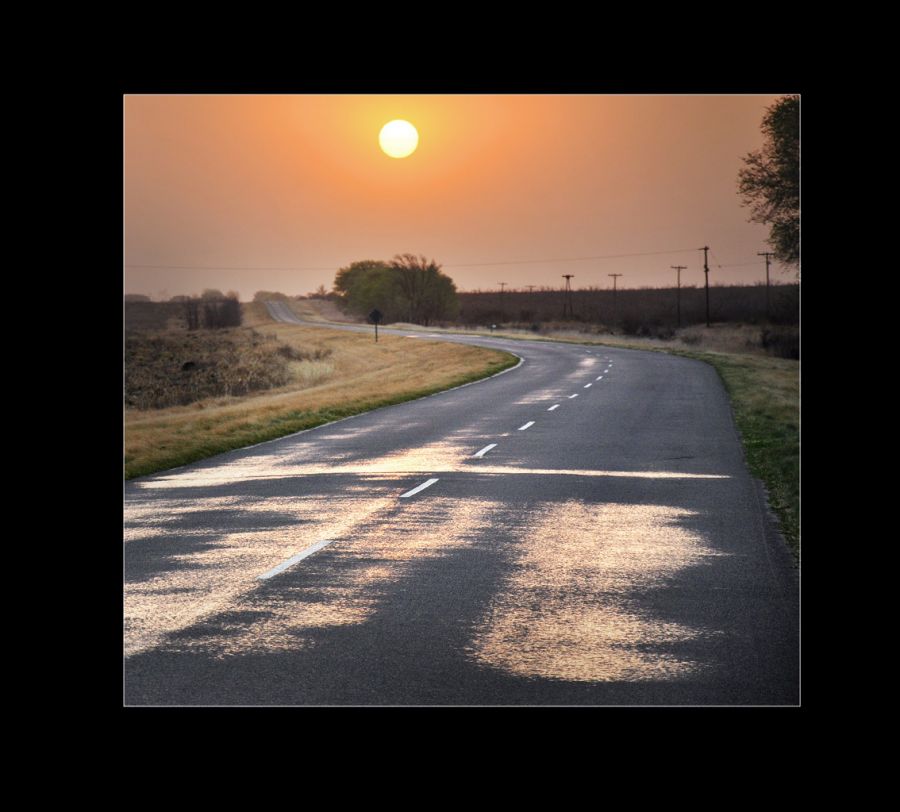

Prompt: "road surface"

[123,304,799,705]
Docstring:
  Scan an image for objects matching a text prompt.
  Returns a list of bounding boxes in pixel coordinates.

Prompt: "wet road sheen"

[123,309,799,705]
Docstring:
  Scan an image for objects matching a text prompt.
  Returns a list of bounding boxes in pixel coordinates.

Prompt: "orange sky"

[124,94,790,299]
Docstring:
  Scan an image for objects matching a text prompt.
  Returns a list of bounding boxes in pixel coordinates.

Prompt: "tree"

[738,95,800,267]
[201,291,241,328]
[334,260,397,318]
[180,291,242,329]
[389,254,459,326]
[183,297,200,330]
[333,256,459,325]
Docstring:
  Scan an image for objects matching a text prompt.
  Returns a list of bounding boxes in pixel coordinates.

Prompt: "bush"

[124,329,329,409]
[621,318,641,336]
[760,327,799,359]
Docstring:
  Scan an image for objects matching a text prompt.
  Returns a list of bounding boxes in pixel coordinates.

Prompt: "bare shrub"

[124,328,326,410]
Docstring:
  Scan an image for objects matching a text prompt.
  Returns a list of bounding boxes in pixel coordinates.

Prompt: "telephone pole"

[562,274,574,318]
[498,282,507,293]
[758,251,774,321]
[526,285,536,293]
[608,273,622,324]
[701,246,710,327]
[671,265,687,327]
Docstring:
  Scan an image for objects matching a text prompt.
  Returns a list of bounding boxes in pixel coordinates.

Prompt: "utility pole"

[758,251,774,321]
[701,246,710,327]
[562,274,574,318]
[671,265,687,328]
[498,282,507,293]
[526,285,536,293]
[608,273,622,324]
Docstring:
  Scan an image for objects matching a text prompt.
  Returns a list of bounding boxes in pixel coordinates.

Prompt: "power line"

[124,263,337,272]
[758,251,775,321]
[124,247,701,274]
[671,265,687,327]
[562,275,575,318]
[124,250,774,276]
[444,248,698,268]
[608,273,622,324]
[701,246,711,328]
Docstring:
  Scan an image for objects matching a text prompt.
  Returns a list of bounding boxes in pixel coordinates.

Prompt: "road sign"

[369,309,383,342]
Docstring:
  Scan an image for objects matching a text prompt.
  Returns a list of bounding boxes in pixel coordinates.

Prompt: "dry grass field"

[124,317,516,479]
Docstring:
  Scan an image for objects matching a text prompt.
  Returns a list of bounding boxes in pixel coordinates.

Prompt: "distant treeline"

[125,289,241,331]
[455,283,799,330]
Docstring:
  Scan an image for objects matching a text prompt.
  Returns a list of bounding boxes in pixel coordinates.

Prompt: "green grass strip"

[577,340,799,561]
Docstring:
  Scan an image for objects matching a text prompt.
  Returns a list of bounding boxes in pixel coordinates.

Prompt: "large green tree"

[738,95,800,267]
[389,254,459,326]
[333,255,459,326]
[333,259,399,319]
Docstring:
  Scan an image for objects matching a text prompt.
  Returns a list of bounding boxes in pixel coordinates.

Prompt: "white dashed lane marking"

[258,539,336,580]
[400,478,440,498]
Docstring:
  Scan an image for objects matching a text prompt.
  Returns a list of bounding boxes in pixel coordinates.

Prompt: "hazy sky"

[124,94,790,299]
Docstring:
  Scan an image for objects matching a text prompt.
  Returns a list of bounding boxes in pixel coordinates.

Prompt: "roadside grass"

[124,324,517,479]
[657,347,798,561]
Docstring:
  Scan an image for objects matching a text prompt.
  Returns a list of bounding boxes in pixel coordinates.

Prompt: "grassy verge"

[669,348,799,561]
[527,329,800,560]
[124,324,517,479]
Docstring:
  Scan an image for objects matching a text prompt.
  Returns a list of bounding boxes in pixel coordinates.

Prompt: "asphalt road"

[123,304,799,705]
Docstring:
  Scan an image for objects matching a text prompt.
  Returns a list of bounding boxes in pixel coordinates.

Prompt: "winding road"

[123,303,799,705]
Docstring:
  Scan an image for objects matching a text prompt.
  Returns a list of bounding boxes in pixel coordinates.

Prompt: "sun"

[379,120,418,158]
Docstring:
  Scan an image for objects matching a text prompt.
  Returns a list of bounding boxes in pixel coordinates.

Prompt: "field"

[454,283,799,330]
[125,328,331,409]
[124,311,517,479]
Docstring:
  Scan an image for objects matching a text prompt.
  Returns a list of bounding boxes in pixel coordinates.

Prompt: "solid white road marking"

[518,421,535,431]
[584,383,592,388]
[258,539,336,580]
[547,404,560,411]
[474,443,497,458]
[400,478,440,498]
[568,394,579,399]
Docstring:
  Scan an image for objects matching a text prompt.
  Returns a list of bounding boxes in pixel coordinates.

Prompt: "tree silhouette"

[738,95,800,267]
